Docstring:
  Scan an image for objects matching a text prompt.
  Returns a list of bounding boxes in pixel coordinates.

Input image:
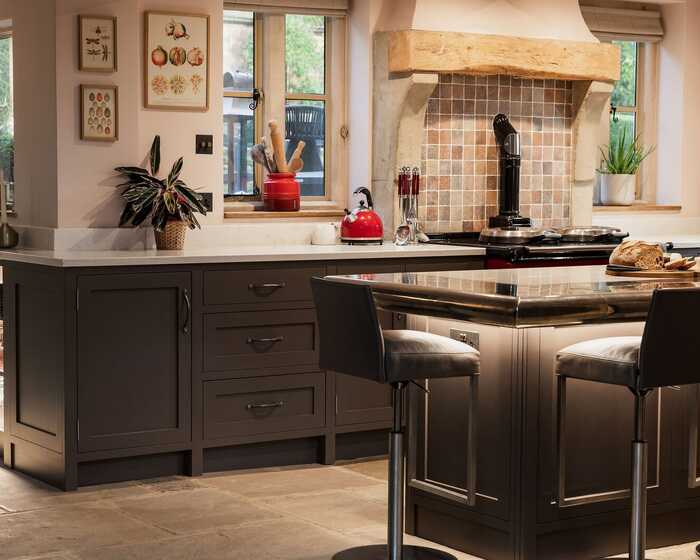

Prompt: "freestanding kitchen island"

[329,266,700,560]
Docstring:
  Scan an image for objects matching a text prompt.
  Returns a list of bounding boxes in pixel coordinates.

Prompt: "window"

[0,32,13,203]
[609,40,639,148]
[222,6,346,209]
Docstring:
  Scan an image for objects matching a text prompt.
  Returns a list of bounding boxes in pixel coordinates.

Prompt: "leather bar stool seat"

[383,330,480,383]
[311,276,480,560]
[554,287,700,560]
[556,336,641,388]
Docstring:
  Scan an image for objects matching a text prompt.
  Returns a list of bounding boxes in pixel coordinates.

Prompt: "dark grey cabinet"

[76,272,191,453]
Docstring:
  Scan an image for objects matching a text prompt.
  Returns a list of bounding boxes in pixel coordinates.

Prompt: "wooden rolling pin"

[268,120,288,173]
[289,141,305,173]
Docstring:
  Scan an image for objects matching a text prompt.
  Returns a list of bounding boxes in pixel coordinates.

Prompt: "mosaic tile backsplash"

[419,74,574,233]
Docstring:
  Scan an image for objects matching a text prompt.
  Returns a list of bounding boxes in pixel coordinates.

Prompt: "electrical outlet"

[195,134,213,155]
[199,192,213,212]
[450,328,479,351]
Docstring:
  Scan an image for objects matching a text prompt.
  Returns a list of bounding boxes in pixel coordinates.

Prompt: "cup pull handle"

[182,289,191,334]
[248,282,286,291]
[247,336,284,344]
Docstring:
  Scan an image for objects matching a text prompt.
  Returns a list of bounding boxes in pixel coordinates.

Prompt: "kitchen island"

[0,243,484,491]
[329,266,700,560]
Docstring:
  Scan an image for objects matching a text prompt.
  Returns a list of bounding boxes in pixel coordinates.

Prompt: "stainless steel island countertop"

[328,265,699,327]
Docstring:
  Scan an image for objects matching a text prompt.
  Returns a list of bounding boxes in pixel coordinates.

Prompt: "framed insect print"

[78,15,117,72]
[80,85,118,142]
[144,11,210,111]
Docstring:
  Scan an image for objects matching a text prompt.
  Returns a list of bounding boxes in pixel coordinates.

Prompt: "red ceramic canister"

[263,172,300,211]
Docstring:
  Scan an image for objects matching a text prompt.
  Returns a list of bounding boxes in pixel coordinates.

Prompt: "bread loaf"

[609,240,664,270]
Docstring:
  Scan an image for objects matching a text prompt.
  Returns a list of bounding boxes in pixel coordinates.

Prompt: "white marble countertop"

[0,243,485,268]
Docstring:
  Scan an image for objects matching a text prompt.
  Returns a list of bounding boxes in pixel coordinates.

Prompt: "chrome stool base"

[332,545,458,560]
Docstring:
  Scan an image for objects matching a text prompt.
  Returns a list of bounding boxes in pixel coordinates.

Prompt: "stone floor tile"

[0,501,169,559]
[219,518,365,560]
[202,464,380,499]
[258,489,387,534]
[339,459,389,482]
[112,487,279,535]
[70,532,244,560]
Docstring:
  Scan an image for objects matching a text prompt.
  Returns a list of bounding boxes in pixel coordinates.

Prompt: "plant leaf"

[115,166,151,177]
[150,136,161,176]
[130,200,154,227]
[118,203,136,227]
[174,182,207,214]
[167,157,183,186]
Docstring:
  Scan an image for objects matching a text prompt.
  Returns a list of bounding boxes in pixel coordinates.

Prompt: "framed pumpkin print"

[78,15,117,72]
[80,85,118,142]
[144,11,210,111]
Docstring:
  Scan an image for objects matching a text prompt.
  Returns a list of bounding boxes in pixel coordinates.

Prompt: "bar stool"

[555,287,700,560]
[311,277,480,560]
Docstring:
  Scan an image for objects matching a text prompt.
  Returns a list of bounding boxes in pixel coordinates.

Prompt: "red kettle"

[340,187,384,244]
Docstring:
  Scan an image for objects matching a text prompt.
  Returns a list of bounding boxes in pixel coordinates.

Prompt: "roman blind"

[226,0,348,16]
[581,6,664,42]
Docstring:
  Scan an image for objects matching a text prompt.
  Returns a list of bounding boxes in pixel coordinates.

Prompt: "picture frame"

[78,15,117,72]
[144,11,210,112]
[80,84,119,142]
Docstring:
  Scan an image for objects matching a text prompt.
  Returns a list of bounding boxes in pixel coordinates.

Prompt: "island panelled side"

[1,255,483,490]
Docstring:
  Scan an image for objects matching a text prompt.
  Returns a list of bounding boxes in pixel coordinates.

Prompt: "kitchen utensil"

[289,141,305,174]
[340,187,384,244]
[268,120,288,173]
[263,172,300,211]
[0,171,18,249]
[251,144,271,173]
[311,222,338,245]
[261,136,277,172]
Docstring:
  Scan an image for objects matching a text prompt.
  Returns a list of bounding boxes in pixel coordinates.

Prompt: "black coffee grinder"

[488,114,532,228]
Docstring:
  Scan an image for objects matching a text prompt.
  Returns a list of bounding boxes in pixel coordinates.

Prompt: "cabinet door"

[77,272,191,453]
[332,262,403,427]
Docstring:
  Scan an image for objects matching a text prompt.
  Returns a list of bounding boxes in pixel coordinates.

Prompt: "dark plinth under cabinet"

[0,255,482,490]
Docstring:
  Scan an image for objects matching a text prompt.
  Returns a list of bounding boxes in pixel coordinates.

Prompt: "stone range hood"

[371,0,621,236]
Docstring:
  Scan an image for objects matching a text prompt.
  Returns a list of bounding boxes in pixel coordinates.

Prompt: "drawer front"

[203,265,324,306]
[203,372,325,439]
[204,309,318,372]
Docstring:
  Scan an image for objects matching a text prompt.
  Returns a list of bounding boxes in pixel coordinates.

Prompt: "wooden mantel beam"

[388,30,620,83]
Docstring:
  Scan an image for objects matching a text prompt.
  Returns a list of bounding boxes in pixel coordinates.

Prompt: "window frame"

[222,5,347,213]
[0,29,14,216]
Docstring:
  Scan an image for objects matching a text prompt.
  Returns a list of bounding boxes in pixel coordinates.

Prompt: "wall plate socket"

[450,328,479,351]
[195,134,213,155]
[199,192,213,212]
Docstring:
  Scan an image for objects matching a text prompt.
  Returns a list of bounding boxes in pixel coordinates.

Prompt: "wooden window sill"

[224,208,346,219]
[593,202,681,213]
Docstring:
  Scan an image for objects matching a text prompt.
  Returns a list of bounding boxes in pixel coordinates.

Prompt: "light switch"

[196,134,213,155]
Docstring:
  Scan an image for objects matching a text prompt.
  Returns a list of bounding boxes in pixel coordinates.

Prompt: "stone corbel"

[372,32,438,237]
[571,80,614,226]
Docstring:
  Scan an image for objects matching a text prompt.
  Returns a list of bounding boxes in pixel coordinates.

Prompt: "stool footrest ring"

[332,545,458,560]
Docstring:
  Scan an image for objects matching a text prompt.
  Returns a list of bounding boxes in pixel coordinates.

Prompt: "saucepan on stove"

[479,226,562,245]
[555,226,629,244]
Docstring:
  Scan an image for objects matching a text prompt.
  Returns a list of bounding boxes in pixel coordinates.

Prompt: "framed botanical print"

[80,85,118,142]
[78,15,117,72]
[144,11,210,111]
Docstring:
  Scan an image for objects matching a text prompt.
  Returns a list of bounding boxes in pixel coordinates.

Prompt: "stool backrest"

[639,286,700,389]
[311,277,386,383]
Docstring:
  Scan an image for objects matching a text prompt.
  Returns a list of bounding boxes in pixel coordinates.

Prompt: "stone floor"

[0,459,697,560]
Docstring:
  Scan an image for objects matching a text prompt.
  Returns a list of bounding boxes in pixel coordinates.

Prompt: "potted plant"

[115,136,207,250]
[598,128,654,206]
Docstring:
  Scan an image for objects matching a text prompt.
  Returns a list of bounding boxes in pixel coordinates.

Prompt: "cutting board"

[605,268,698,279]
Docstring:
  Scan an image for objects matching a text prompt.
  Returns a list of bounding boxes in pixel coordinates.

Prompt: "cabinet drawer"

[203,265,324,306]
[204,309,318,372]
[203,372,325,439]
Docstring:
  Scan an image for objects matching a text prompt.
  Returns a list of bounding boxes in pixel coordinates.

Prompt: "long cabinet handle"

[183,289,191,334]
[248,282,286,291]
[246,400,285,410]
[246,336,284,344]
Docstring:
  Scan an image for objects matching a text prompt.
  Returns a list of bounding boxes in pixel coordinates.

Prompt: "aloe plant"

[598,128,654,175]
[115,135,207,231]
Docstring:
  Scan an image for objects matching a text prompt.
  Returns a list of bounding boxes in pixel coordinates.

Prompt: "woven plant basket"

[155,220,188,250]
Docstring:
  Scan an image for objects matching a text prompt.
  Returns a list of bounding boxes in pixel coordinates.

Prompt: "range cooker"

[426,230,626,269]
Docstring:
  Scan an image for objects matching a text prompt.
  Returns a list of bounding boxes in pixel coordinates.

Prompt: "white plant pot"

[600,173,636,206]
